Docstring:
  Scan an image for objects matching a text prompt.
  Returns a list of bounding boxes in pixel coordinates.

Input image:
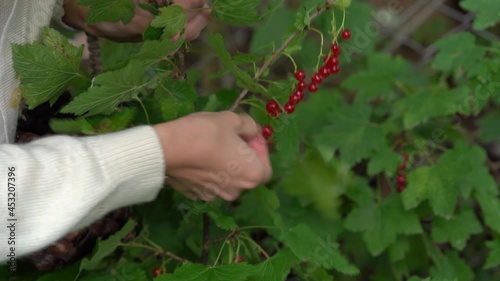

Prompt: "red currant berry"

[295,70,306,81]
[327,56,339,67]
[397,183,406,192]
[152,267,164,277]
[266,100,279,114]
[290,91,303,105]
[330,64,340,74]
[402,154,409,162]
[297,81,307,91]
[342,29,351,40]
[235,256,245,263]
[312,73,323,84]
[397,175,406,184]
[331,43,341,56]
[284,102,295,114]
[262,125,274,139]
[398,163,406,171]
[319,66,330,78]
[308,83,319,93]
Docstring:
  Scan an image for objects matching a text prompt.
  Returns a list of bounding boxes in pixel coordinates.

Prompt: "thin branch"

[228,2,334,111]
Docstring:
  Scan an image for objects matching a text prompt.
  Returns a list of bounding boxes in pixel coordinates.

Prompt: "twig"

[121,242,188,263]
[228,2,334,111]
[86,33,102,76]
[177,51,187,80]
[201,213,210,264]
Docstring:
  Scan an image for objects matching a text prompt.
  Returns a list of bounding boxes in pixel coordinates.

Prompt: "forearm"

[0,126,165,262]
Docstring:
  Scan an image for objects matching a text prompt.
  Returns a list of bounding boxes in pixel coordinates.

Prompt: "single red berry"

[331,64,340,74]
[308,83,319,93]
[327,56,339,67]
[266,100,279,114]
[319,66,330,78]
[397,183,406,192]
[312,73,323,84]
[152,267,164,277]
[235,256,245,263]
[402,154,409,162]
[297,81,307,90]
[290,91,303,105]
[270,109,282,118]
[398,163,406,171]
[342,29,351,40]
[262,125,274,139]
[331,43,341,57]
[295,70,306,81]
[284,102,295,114]
[296,89,305,101]
[397,174,406,183]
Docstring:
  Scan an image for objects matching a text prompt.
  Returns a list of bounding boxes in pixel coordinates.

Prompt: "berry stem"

[229,2,334,111]
[310,27,325,71]
[283,52,298,73]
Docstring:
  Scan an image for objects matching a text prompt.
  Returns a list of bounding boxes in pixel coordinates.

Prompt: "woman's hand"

[153,112,272,201]
[62,0,210,41]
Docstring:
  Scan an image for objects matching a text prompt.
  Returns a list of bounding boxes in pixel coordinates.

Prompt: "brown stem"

[177,51,187,80]
[86,33,102,76]
[201,213,210,264]
[158,250,189,263]
[228,2,334,111]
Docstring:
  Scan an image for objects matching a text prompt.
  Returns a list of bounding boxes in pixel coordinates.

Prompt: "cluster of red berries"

[397,154,409,192]
[261,29,351,140]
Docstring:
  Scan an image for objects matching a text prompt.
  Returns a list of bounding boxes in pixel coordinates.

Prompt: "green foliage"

[460,0,500,30]
[6,0,500,281]
[78,0,135,24]
[12,27,85,108]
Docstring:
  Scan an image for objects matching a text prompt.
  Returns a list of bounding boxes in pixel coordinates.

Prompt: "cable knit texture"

[0,0,166,262]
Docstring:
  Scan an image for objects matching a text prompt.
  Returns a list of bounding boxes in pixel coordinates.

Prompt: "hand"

[153,111,272,201]
[62,0,210,41]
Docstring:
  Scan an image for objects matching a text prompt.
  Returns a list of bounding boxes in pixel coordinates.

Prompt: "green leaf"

[12,27,84,108]
[135,38,185,65]
[151,5,187,39]
[211,0,260,26]
[61,61,148,116]
[156,263,254,281]
[433,33,485,74]
[430,251,474,281]
[79,219,137,272]
[334,0,352,9]
[280,224,359,275]
[116,263,148,281]
[367,146,401,176]
[315,103,386,166]
[206,210,237,231]
[344,194,422,256]
[282,150,346,219]
[485,239,500,269]
[247,250,298,281]
[77,0,135,24]
[431,208,482,250]
[402,143,495,218]
[475,189,500,232]
[155,80,198,121]
[274,117,300,164]
[460,0,500,30]
[477,112,500,142]
[395,86,469,130]
[208,34,266,94]
[343,54,410,102]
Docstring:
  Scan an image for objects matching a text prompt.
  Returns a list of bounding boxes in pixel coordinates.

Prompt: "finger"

[247,135,272,174]
[236,114,260,140]
[174,0,205,11]
[167,178,199,200]
[183,9,211,40]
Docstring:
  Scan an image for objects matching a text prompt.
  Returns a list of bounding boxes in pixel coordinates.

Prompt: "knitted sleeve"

[0,0,166,263]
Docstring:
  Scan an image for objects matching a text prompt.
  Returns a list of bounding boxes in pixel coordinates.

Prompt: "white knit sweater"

[0,0,165,263]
